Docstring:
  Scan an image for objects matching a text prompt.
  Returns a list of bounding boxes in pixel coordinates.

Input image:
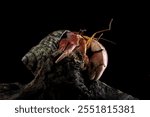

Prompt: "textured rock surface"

[0,56,138,100]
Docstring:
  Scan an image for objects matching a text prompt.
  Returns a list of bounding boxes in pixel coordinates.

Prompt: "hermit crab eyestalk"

[79,29,87,35]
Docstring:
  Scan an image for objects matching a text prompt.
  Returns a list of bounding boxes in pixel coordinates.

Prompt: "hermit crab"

[22,19,113,81]
[52,19,113,81]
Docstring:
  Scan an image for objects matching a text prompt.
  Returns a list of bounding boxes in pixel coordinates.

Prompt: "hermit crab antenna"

[91,18,113,39]
[97,33,104,41]
[86,18,113,46]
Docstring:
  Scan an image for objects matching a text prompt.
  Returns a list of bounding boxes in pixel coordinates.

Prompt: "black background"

[1,2,150,99]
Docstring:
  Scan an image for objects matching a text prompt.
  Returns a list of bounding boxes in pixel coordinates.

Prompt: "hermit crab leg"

[52,39,69,57]
[55,32,80,63]
[55,43,78,63]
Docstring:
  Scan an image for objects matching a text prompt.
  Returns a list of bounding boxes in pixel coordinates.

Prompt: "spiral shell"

[22,30,70,75]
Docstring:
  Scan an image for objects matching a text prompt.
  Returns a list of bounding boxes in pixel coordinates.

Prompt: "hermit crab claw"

[88,39,108,81]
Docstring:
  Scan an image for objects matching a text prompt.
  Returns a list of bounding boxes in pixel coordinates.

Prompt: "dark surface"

[1,2,150,99]
[0,56,137,100]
